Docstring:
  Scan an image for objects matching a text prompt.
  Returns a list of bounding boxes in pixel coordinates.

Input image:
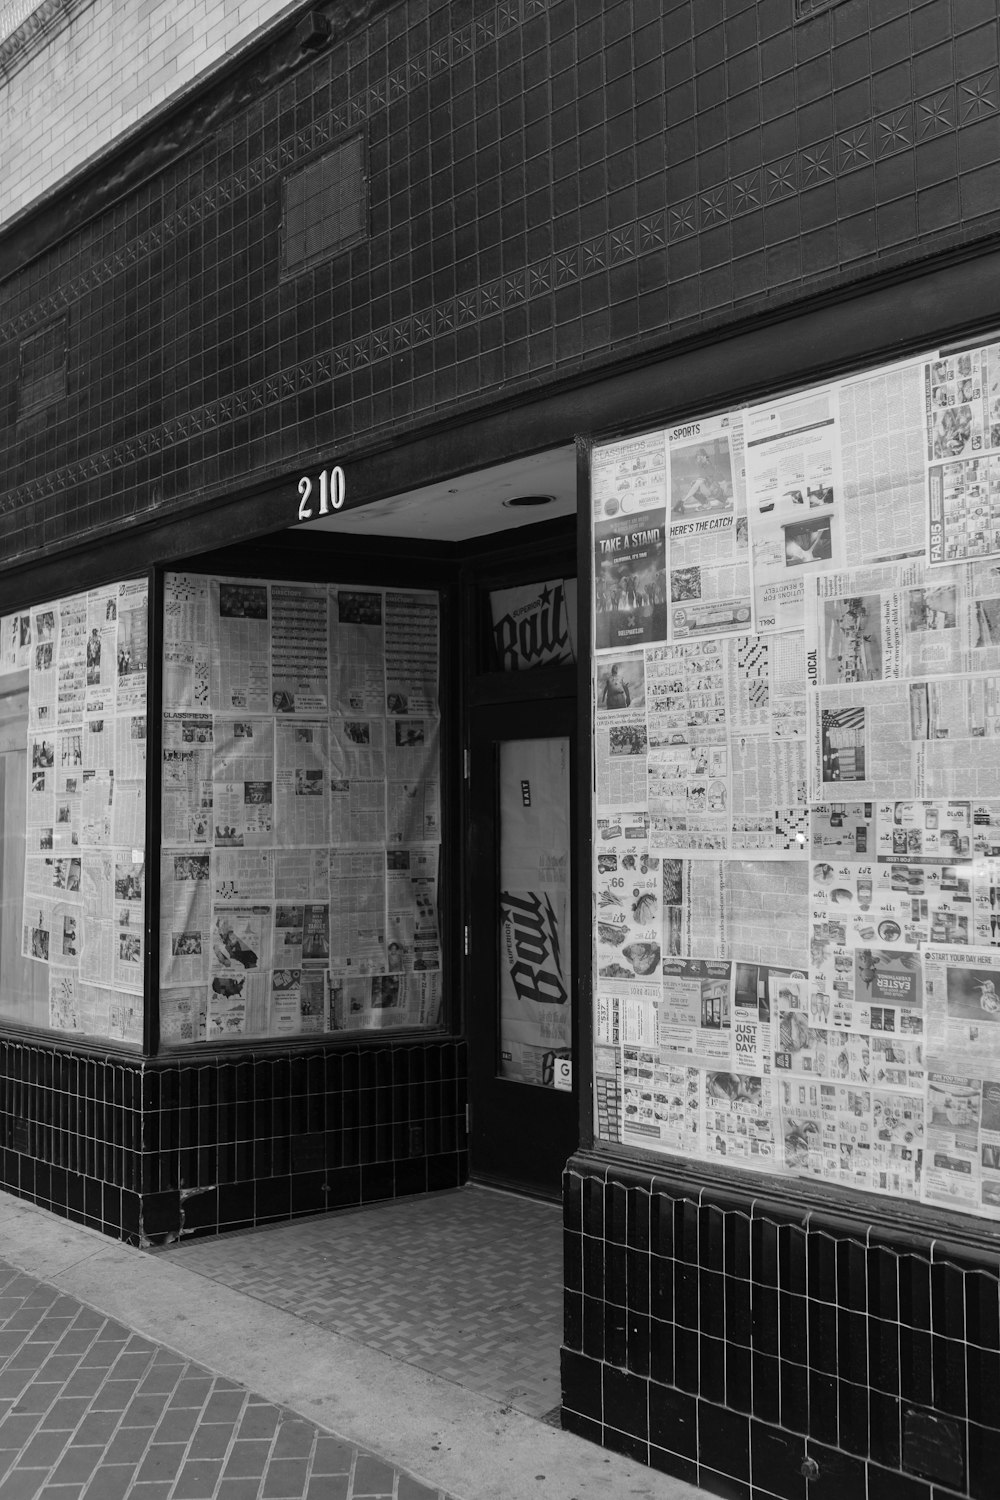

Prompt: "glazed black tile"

[564,1288,583,1354]
[649,1315,673,1387]
[700,1334,727,1406]
[650,1445,698,1485]
[808,1299,838,1376]
[802,1438,866,1500]
[726,1275,753,1348]
[582,1293,605,1362]
[837,1308,868,1386]
[899,1326,934,1407]
[627,1311,650,1378]
[697,1465,749,1500]
[751,1351,781,1426]
[561,1347,602,1419]
[603,1364,648,1440]
[604,1301,629,1371]
[701,1203,726,1272]
[836,1238,868,1314]
[869,1315,901,1395]
[561,1406,601,1444]
[966,1343,1000,1428]
[751,1216,779,1287]
[864,1463,932,1500]
[649,1383,697,1459]
[809,1369,838,1448]
[650,1252,673,1322]
[724,1210,751,1279]
[838,1377,869,1459]
[696,1397,749,1480]
[676,1264,699,1330]
[606,1241,628,1306]
[607,1180,628,1244]
[931,1261,967,1342]
[597,1397,651,1461]
[779,1223,808,1295]
[701,1268,726,1340]
[780,1358,810,1435]
[627,1247,651,1315]
[900,1255,933,1331]
[565,1229,583,1293]
[806,1231,837,1304]
[627,1187,650,1251]
[674,1324,700,1395]
[870,1387,903,1471]
[582,1174,604,1237]
[676,1197,700,1264]
[968,1418,1000,1500]
[931,1335,968,1420]
[751,1286,779,1356]
[965,1269,1000,1350]
[750,1418,806,1500]
[583,1234,605,1299]
[779,1291,807,1365]
[725,1337,752,1415]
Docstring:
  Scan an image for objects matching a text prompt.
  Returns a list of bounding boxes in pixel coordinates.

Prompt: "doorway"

[467,693,578,1197]
[297,450,581,1199]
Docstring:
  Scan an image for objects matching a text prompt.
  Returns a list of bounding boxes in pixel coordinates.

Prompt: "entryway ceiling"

[297,444,577,542]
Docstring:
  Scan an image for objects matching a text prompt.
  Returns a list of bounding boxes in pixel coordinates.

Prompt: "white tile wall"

[1,0,299,228]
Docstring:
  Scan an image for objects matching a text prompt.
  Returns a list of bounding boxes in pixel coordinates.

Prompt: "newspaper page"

[273,720,330,847]
[386,847,441,973]
[270,584,329,714]
[666,411,754,642]
[331,589,384,712]
[926,341,1000,565]
[211,580,271,713]
[840,356,926,564]
[163,574,211,709]
[385,591,438,716]
[745,382,843,632]
[595,653,647,811]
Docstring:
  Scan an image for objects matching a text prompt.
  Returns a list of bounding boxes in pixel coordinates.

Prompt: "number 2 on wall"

[298,466,346,520]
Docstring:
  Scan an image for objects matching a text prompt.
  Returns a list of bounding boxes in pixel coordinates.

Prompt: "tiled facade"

[4,0,1000,565]
[562,1160,1000,1500]
[3,0,1000,1494]
[0,1039,467,1245]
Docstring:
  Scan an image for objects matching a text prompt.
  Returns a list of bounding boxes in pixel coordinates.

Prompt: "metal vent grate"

[283,135,366,275]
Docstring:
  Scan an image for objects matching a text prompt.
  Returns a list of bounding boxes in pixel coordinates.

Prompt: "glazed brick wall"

[2,0,1000,567]
[562,1160,1000,1500]
[0,0,296,228]
[0,1037,468,1245]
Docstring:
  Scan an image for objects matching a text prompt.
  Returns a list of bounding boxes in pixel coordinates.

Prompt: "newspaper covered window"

[0,581,147,1045]
[159,574,444,1044]
[591,336,1000,1224]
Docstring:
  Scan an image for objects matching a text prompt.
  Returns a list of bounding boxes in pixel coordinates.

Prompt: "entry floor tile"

[0,1259,453,1500]
[164,1187,563,1419]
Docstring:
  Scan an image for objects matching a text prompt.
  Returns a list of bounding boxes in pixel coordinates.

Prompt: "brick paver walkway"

[0,1260,456,1500]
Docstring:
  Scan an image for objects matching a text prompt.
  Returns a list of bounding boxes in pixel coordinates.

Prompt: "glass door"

[468,695,578,1196]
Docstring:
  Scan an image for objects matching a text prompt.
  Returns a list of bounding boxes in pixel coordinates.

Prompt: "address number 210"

[298,466,346,519]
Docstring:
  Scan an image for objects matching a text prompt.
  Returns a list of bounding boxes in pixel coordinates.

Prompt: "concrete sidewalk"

[0,1191,704,1500]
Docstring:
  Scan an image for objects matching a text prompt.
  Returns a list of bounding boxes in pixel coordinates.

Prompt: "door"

[467,694,578,1197]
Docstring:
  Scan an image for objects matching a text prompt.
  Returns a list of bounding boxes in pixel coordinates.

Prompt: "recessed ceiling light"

[502,494,555,509]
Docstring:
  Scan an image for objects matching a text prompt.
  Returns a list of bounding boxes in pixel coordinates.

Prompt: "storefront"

[5,0,1000,1495]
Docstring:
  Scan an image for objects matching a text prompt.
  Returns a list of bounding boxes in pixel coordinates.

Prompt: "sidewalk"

[0,1189,705,1500]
